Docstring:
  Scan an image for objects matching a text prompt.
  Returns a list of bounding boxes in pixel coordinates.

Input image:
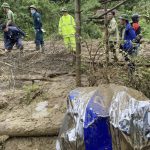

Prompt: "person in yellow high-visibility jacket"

[59,7,76,52]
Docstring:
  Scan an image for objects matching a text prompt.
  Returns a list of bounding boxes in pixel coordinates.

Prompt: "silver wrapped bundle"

[56,84,150,150]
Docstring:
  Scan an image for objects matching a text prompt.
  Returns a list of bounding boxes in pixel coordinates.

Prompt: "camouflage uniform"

[108,17,119,61]
[1,3,15,26]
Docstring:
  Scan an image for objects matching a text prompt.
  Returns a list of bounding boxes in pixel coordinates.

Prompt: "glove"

[41,29,46,33]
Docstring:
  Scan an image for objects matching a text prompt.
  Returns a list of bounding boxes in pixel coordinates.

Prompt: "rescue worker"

[29,5,45,52]
[119,14,136,55]
[2,24,25,53]
[131,14,141,36]
[108,11,119,62]
[131,14,142,44]
[1,2,15,26]
[59,7,76,53]
[119,14,137,72]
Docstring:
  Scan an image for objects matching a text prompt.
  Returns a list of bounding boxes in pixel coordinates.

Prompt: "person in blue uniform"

[29,5,45,52]
[2,24,25,52]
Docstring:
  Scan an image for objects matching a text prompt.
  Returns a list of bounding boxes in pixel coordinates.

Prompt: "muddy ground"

[0,40,149,150]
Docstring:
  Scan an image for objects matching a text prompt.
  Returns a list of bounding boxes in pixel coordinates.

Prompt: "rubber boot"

[113,53,118,62]
[20,46,24,53]
[113,50,118,62]
[41,45,45,53]
[36,45,40,51]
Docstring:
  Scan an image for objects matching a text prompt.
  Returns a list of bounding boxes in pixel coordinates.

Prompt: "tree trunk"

[75,0,82,87]
[104,2,109,66]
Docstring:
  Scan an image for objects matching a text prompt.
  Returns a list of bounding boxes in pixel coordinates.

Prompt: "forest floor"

[0,40,149,150]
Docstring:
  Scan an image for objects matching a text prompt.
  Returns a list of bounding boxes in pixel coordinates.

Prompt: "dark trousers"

[35,29,44,46]
[109,41,118,61]
[5,38,23,50]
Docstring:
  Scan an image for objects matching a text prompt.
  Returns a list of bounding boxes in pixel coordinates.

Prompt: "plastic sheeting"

[56,84,150,150]
[109,91,150,149]
[56,87,112,150]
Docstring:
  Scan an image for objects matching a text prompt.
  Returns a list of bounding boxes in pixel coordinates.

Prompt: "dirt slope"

[0,40,149,150]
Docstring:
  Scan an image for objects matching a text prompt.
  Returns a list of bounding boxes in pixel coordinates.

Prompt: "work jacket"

[121,22,136,51]
[59,14,76,37]
[32,12,42,30]
[131,22,141,36]
[6,9,15,25]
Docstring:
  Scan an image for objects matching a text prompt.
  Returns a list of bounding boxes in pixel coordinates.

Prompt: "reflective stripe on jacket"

[59,14,76,37]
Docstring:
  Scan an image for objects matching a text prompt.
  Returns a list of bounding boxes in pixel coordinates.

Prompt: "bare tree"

[104,1,109,66]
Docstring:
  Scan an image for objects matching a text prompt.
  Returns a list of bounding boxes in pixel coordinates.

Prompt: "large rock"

[0,76,75,137]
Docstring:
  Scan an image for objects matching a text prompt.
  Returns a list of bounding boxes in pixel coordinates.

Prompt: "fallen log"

[46,72,69,78]
[14,73,75,82]
[0,121,60,137]
[14,75,54,82]
[111,62,150,67]
[83,60,150,67]
[4,137,57,150]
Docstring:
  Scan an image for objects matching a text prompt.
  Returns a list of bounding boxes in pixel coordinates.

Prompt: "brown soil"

[0,40,149,150]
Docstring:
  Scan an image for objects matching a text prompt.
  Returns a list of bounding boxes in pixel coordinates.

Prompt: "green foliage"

[0,0,61,39]
[140,19,150,39]
[81,0,100,13]
[23,84,39,93]
[0,0,102,39]
[82,22,102,39]
[0,0,150,40]
[80,0,101,39]
[130,67,150,98]
[132,0,150,39]
[23,84,40,104]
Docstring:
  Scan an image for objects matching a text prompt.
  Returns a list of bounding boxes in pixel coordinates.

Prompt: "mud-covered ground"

[0,40,149,150]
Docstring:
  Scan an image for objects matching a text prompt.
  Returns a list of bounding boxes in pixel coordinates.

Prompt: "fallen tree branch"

[14,76,56,82]
[89,0,128,19]
[84,60,150,67]
[99,0,121,4]
[47,72,69,78]
[14,73,76,82]
[0,61,13,67]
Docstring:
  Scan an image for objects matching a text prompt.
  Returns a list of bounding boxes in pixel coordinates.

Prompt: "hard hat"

[132,13,140,22]
[119,14,129,21]
[132,14,140,20]
[29,5,37,10]
[1,2,10,8]
[132,13,140,18]
[61,7,68,12]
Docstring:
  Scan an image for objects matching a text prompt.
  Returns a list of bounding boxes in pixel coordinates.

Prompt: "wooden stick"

[75,0,82,87]
[14,75,59,82]
[0,61,13,67]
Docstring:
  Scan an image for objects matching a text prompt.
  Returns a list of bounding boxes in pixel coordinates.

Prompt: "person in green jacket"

[59,7,76,52]
[1,2,15,26]
[108,11,119,61]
